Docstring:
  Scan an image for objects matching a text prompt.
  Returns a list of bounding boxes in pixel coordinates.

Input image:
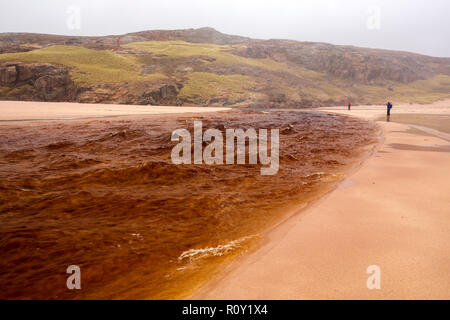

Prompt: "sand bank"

[318,99,450,120]
[195,102,450,299]
[0,101,230,121]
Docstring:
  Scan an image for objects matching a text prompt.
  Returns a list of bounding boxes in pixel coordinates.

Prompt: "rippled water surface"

[0,110,378,299]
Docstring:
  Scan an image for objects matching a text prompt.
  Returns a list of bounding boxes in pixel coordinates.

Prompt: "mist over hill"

[1,27,449,107]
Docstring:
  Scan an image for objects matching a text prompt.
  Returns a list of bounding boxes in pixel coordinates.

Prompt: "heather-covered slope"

[0,27,449,107]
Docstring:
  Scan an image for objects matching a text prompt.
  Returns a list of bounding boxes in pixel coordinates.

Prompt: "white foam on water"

[178,236,254,263]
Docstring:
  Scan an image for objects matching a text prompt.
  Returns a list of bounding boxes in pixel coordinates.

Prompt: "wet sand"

[195,101,450,299]
[318,99,450,120]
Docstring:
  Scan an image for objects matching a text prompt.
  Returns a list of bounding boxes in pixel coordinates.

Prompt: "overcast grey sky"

[0,0,449,57]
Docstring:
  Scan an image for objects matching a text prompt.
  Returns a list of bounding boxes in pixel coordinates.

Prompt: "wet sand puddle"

[0,110,378,299]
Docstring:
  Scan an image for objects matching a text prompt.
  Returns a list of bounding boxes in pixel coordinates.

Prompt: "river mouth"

[0,109,378,299]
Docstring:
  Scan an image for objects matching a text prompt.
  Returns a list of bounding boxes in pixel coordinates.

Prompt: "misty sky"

[0,0,449,57]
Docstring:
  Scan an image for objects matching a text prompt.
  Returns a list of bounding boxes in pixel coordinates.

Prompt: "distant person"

[348,103,351,111]
[386,101,393,122]
[387,102,393,116]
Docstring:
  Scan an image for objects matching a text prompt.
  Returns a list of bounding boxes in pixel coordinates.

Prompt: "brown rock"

[0,65,18,84]
[0,62,75,101]
[34,74,73,100]
[139,84,181,105]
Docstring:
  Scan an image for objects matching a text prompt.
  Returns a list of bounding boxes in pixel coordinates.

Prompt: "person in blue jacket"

[387,102,393,116]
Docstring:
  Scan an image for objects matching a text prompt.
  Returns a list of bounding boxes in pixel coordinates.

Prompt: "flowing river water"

[0,109,378,299]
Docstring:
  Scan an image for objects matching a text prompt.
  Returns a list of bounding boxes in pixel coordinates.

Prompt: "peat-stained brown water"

[0,110,378,299]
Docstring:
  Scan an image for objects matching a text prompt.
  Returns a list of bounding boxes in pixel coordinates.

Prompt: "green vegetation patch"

[0,45,167,84]
[178,72,255,101]
[355,75,450,104]
[124,41,295,73]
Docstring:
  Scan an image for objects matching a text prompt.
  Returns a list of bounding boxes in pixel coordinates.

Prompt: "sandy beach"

[0,101,230,121]
[195,100,450,299]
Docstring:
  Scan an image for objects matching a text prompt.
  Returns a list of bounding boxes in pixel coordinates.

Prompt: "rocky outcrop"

[70,82,184,105]
[0,62,75,101]
[232,40,450,84]
[138,84,183,105]
[0,64,17,84]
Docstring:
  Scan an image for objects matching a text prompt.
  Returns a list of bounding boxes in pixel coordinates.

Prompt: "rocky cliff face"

[75,83,182,105]
[0,62,75,101]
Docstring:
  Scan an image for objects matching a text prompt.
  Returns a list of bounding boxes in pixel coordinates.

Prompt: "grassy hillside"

[0,45,166,83]
[124,41,296,73]
[178,72,255,101]
[0,29,449,106]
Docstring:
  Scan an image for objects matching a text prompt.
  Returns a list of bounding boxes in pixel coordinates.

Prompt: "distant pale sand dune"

[0,101,230,121]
